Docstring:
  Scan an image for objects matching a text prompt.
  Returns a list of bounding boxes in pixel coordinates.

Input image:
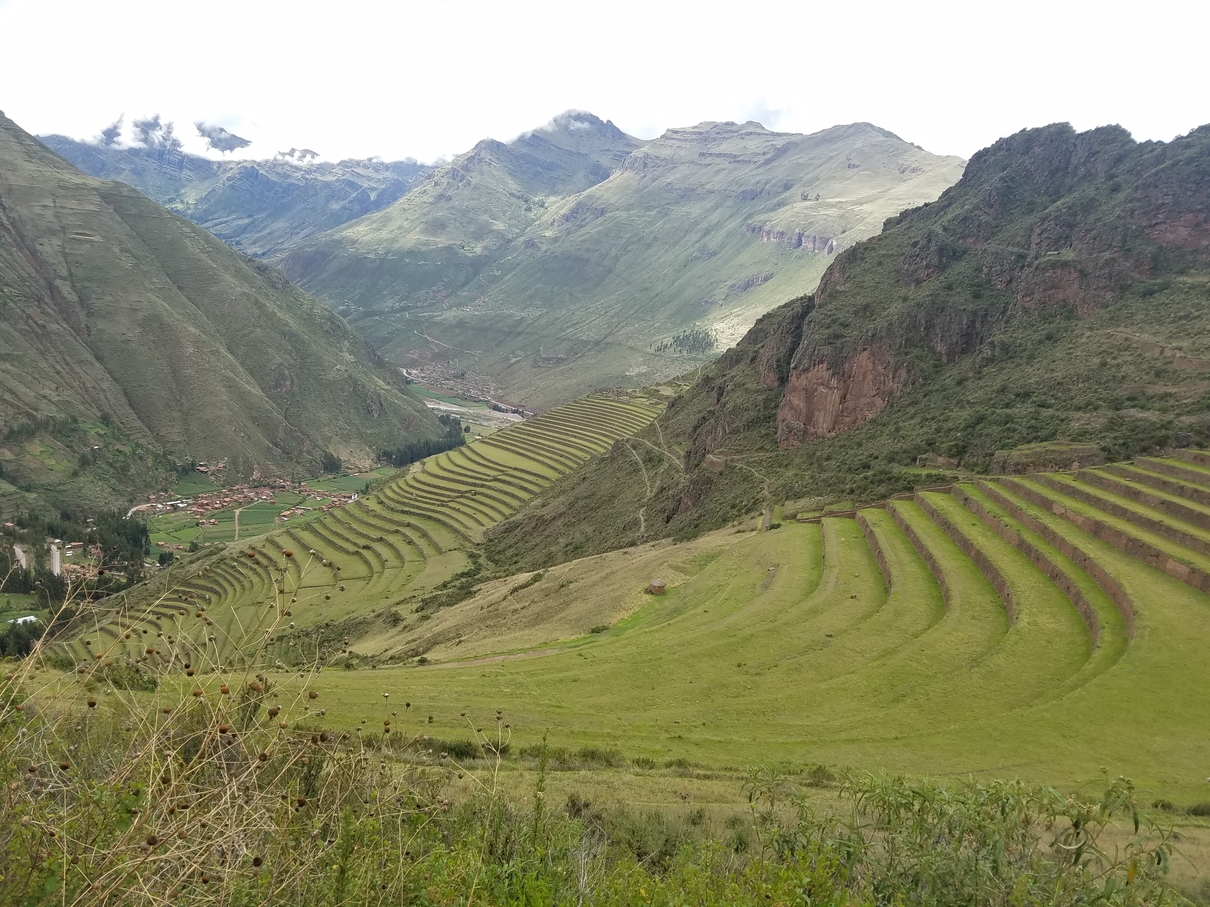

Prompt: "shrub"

[576,746,624,767]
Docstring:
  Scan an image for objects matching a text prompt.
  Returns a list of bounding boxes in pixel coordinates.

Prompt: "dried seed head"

[308,691,318,700]
[87,699,97,709]
[220,685,230,695]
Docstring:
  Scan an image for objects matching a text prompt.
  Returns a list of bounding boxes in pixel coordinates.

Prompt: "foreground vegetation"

[0,630,1193,905]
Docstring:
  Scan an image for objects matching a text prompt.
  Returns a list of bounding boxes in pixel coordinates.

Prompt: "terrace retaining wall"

[998,476,1210,599]
[1076,471,1210,532]
[915,493,1016,623]
[1135,458,1210,490]
[887,502,951,609]
[1035,474,1210,559]
[954,486,1100,644]
[856,510,892,591]
[1105,465,1210,507]
[1175,450,1210,469]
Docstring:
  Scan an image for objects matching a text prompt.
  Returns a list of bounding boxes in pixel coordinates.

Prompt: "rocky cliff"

[757,122,1210,450]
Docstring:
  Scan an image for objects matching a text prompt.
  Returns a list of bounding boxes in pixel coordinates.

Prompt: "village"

[139,477,363,554]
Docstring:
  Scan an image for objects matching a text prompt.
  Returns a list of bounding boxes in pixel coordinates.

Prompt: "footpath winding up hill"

[0,112,441,514]
[281,113,965,406]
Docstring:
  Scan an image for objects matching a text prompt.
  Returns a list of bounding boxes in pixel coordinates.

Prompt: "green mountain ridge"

[38,133,429,257]
[281,114,966,407]
[484,121,1210,570]
[0,112,442,515]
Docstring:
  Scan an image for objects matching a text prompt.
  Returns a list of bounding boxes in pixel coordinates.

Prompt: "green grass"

[306,474,373,493]
[170,473,219,497]
[270,501,1210,803]
[410,387,487,408]
[0,593,43,623]
[62,406,1210,810]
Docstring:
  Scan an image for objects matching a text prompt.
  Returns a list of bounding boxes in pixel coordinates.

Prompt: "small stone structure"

[645,579,667,595]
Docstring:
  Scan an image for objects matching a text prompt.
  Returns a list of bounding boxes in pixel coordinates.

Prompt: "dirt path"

[414,329,480,356]
[623,442,652,537]
[422,647,562,669]
[12,545,27,570]
[633,435,683,472]
[233,507,245,542]
[732,461,771,497]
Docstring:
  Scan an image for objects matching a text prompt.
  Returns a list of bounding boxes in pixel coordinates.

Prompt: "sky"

[1,0,1206,164]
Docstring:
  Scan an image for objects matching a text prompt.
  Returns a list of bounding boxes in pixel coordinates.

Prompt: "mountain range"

[40,133,429,258]
[0,112,441,516]
[280,112,966,406]
[484,121,1210,569]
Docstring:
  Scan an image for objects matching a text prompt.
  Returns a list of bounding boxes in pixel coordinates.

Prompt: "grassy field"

[0,593,42,623]
[55,403,1210,817]
[170,473,220,497]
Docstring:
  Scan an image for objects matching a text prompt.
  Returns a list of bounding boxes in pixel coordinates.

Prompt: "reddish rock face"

[1144,211,1210,250]
[776,344,905,447]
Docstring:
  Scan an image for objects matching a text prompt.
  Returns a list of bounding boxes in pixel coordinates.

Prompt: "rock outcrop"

[776,345,905,446]
[689,121,1210,454]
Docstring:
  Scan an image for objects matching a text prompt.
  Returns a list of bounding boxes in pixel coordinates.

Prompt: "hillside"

[281,113,965,407]
[60,390,663,658]
[0,112,442,515]
[40,133,429,257]
[485,122,1210,568]
[60,441,1210,803]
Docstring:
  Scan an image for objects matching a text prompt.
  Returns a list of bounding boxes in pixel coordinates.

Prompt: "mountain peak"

[539,110,613,135]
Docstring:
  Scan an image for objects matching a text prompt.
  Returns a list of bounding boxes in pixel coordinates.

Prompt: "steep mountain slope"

[282,114,965,407]
[39,134,429,257]
[485,122,1210,569]
[0,112,442,514]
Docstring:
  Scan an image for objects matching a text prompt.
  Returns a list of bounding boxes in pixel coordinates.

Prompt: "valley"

[282,115,966,407]
[4,96,1210,905]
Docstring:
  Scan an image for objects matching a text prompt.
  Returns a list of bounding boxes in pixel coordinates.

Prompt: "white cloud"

[1,0,1207,163]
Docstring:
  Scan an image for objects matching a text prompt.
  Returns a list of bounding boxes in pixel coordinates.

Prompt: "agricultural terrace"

[59,391,663,671]
[290,453,1210,802]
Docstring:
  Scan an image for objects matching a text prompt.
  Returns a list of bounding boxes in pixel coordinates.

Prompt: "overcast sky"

[1,0,1206,163]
